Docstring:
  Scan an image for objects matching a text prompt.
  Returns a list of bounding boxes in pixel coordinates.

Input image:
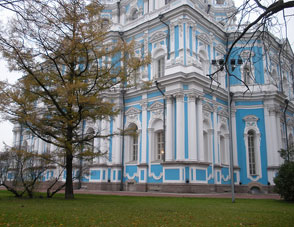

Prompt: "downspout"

[155,81,166,162]
[225,32,235,203]
[158,14,170,60]
[284,99,289,156]
[119,31,126,191]
[117,1,121,24]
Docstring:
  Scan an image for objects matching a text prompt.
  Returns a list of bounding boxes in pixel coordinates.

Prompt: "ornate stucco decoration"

[243,115,258,128]
[203,102,214,112]
[148,101,164,119]
[198,32,213,45]
[150,31,167,43]
[218,108,229,118]
[240,50,255,61]
[215,44,226,55]
[125,106,141,126]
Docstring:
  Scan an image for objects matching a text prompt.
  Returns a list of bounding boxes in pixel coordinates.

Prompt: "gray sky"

[0,1,294,150]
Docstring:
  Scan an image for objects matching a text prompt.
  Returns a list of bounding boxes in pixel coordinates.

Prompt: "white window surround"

[152,46,166,79]
[218,123,229,165]
[203,113,213,162]
[241,62,255,85]
[243,115,262,181]
[125,124,140,163]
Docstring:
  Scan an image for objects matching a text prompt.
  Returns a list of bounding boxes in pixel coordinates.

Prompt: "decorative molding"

[148,101,163,111]
[150,31,167,43]
[243,115,258,128]
[203,102,214,112]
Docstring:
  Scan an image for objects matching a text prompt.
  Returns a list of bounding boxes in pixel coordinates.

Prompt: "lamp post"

[211,58,242,203]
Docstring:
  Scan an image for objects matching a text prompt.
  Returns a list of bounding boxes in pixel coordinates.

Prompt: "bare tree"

[207,0,294,92]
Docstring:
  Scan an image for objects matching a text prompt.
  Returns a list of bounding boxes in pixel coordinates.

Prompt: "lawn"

[0,190,293,226]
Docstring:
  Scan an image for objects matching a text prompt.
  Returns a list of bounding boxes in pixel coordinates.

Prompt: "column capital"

[140,100,148,111]
[166,95,174,104]
[175,93,184,102]
[188,94,196,103]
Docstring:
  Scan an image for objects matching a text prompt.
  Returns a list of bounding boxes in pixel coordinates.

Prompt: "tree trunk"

[65,152,74,199]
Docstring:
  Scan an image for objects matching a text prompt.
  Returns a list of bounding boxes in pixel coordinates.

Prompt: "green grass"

[0,190,293,226]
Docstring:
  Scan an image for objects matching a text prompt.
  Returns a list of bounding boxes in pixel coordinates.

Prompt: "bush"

[274,161,294,201]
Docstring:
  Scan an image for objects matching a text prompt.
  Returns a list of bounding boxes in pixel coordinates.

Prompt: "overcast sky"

[0,1,294,150]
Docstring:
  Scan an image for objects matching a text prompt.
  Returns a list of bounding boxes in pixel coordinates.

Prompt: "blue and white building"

[12,0,294,193]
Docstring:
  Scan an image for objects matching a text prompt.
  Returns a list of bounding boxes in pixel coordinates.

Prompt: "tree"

[0,146,49,198]
[207,0,294,91]
[0,0,149,199]
[274,147,294,201]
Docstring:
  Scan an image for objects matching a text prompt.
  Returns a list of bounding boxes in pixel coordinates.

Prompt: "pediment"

[148,101,163,111]
[150,31,167,43]
[125,106,141,115]
[198,33,213,44]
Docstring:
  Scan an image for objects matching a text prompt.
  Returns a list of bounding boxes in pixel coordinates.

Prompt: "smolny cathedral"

[12,0,294,193]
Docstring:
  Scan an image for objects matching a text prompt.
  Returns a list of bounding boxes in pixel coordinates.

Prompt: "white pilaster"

[176,93,185,161]
[213,110,218,164]
[141,101,148,163]
[197,98,204,161]
[166,96,174,161]
[188,94,197,161]
[265,106,274,167]
[231,108,238,166]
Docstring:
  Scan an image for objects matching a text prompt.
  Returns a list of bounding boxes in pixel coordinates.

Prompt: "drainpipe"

[284,99,289,156]
[158,14,170,60]
[117,1,121,24]
[225,32,235,203]
[119,31,126,191]
[155,81,166,162]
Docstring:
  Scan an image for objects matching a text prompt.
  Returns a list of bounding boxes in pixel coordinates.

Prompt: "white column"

[166,96,174,161]
[179,23,184,59]
[188,94,197,161]
[113,112,122,165]
[231,108,238,166]
[197,98,204,161]
[141,101,148,164]
[213,110,218,164]
[265,106,274,167]
[169,25,175,60]
[176,93,185,161]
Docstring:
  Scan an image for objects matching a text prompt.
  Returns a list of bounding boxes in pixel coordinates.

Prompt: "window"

[129,125,138,162]
[157,57,165,78]
[131,9,138,20]
[216,0,225,4]
[243,64,253,85]
[220,135,226,164]
[156,130,164,160]
[203,131,208,161]
[248,130,256,175]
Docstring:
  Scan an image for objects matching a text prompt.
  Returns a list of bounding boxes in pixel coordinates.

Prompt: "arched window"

[243,63,253,85]
[128,124,138,162]
[86,127,95,163]
[203,119,211,162]
[157,57,165,78]
[220,135,226,164]
[248,130,256,175]
[131,9,138,20]
[199,49,208,76]
[152,47,166,79]
[155,130,164,160]
[203,131,208,161]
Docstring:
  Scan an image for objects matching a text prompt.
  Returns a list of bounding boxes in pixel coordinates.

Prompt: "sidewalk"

[73,189,281,200]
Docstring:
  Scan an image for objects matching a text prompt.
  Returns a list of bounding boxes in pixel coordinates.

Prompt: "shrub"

[274,161,294,201]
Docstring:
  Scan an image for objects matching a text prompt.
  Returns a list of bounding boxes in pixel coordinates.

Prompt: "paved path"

[73,189,281,200]
[0,186,281,200]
